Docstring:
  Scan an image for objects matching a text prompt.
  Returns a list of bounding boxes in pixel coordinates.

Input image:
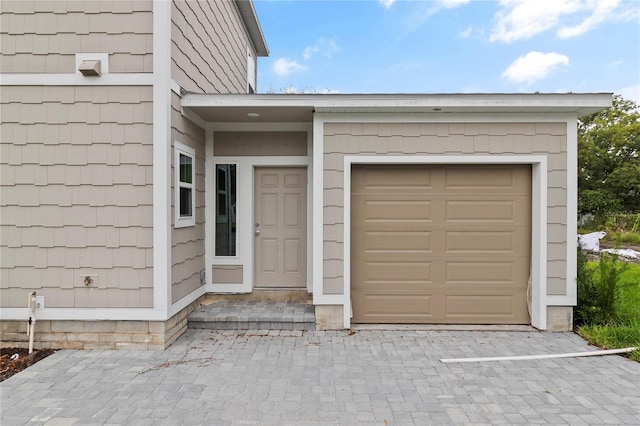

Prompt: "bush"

[575,249,628,326]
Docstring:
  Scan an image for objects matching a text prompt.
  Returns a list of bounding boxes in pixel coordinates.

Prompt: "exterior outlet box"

[35,296,44,309]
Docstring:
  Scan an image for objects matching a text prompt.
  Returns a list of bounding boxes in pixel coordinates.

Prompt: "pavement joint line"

[440,347,639,363]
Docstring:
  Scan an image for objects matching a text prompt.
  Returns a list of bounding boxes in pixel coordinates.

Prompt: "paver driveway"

[1,329,639,425]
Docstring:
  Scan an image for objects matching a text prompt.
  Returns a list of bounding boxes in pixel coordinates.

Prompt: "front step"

[188,300,316,330]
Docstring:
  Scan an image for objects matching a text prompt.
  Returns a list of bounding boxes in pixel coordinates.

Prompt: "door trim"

[343,155,547,330]
[205,154,312,295]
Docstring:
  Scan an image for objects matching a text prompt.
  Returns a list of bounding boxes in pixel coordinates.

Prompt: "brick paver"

[1,330,639,425]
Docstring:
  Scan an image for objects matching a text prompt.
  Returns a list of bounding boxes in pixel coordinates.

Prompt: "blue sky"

[253,0,640,102]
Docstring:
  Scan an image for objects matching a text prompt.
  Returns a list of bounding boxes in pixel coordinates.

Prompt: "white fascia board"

[152,0,172,311]
[181,93,612,115]
[0,73,153,86]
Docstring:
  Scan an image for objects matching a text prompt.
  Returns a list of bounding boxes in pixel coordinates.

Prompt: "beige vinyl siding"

[211,265,243,284]
[0,86,153,308]
[214,132,308,156]
[0,1,153,74]
[323,122,568,296]
[171,93,206,304]
[171,0,254,93]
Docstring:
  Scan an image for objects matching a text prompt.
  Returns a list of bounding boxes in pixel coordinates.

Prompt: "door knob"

[255,230,260,236]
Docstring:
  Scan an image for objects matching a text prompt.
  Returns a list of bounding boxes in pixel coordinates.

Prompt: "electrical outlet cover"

[35,296,45,309]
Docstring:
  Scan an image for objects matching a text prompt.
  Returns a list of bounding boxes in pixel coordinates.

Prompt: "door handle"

[255,230,260,236]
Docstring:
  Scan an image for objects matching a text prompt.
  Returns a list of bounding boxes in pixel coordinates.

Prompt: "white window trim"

[174,142,196,228]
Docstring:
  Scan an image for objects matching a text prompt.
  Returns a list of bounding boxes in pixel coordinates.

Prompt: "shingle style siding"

[323,122,568,296]
[171,0,253,93]
[170,93,206,303]
[0,0,153,73]
[0,86,154,308]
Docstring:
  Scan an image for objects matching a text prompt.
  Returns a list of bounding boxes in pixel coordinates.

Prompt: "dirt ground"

[0,347,56,382]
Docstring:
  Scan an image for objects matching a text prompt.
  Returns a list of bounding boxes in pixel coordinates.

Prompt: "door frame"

[206,155,312,294]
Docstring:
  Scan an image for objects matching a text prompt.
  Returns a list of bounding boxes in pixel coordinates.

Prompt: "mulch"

[0,347,57,382]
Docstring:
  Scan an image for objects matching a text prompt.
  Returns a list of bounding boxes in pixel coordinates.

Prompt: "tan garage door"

[351,164,531,324]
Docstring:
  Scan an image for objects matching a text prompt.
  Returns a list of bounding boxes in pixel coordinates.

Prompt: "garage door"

[351,164,531,324]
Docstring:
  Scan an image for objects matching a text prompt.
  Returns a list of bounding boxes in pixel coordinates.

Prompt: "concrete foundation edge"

[315,305,343,330]
[0,296,204,351]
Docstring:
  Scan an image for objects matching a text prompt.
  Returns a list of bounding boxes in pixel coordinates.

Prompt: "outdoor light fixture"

[247,112,260,118]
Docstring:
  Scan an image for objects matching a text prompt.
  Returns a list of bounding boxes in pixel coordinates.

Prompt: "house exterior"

[0,1,611,350]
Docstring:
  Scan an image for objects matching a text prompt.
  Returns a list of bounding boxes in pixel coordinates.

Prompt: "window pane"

[179,153,192,184]
[215,164,236,256]
[179,187,192,217]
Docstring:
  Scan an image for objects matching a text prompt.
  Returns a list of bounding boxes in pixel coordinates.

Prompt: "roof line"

[234,0,269,57]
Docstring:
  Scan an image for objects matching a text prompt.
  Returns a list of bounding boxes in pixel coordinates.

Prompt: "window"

[175,142,195,228]
[215,164,236,256]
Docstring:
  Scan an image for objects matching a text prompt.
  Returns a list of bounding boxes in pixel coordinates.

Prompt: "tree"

[578,95,640,216]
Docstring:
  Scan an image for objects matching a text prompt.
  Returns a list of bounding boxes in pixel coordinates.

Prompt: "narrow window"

[175,142,195,228]
[216,164,237,256]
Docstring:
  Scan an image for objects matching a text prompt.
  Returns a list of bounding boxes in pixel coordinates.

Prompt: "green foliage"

[578,95,640,215]
[575,250,628,326]
[577,263,640,361]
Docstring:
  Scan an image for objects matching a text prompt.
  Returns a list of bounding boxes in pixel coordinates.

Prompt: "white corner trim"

[75,52,109,75]
[342,155,549,330]
[312,115,325,305]
[0,73,153,86]
[565,118,578,305]
[152,0,172,312]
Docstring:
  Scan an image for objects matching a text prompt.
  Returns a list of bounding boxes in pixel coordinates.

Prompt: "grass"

[577,262,640,361]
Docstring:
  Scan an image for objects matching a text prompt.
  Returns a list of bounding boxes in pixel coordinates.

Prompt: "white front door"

[254,167,307,288]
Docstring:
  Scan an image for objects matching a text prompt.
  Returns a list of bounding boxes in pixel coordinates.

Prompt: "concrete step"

[188,300,316,331]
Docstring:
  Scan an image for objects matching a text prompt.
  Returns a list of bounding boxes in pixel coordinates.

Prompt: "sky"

[253,0,640,103]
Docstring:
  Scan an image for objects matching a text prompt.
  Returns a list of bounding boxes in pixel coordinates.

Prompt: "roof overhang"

[181,93,613,123]
[234,0,269,57]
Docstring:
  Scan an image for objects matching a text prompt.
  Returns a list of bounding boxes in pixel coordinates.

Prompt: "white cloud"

[272,58,308,77]
[459,25,473,38]
[440,0,471,8]
[302,46,318,60]
[379,0,396,9]
[502,51,569,84]
[490,0,581,43]
[490,0,634,43]
[302,38,340,60]
[557,0,619,38]
[274,85,341,94]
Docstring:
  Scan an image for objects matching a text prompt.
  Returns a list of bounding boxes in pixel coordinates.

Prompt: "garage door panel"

[359,199,433,222]
[354,261,432,282]
[355,166,433,192]
[363,231,432,253]
[353,295,434,323]
[444,294,526,318]
[351,164,531,324]
[445,231,515,253]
